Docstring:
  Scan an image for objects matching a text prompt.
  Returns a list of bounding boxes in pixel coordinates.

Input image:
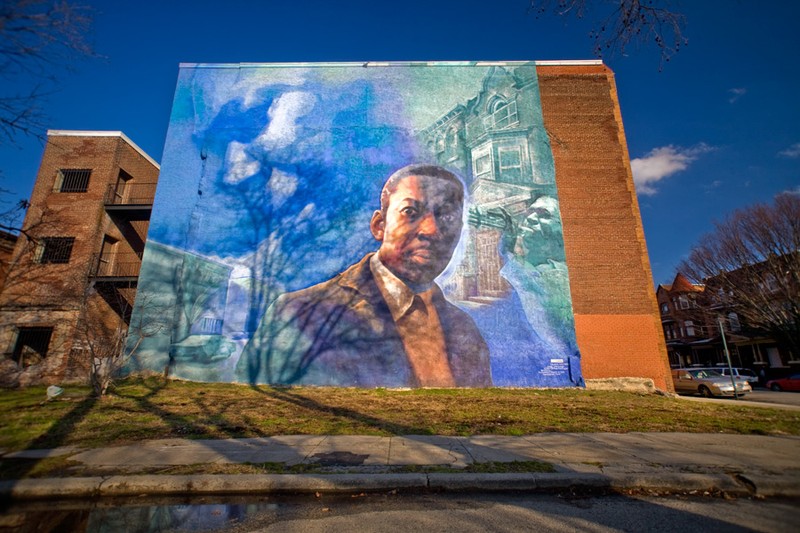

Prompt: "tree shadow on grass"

[0,393,98,511]
[250,385,434,435]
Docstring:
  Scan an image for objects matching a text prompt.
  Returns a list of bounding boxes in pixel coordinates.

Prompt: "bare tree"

[0,186,29,233]
[72,286,170,396]
[679,194,800,357]
[0,0,95,144]
[529,0,687,68]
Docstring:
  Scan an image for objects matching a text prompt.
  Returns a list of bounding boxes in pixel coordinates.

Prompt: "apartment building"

[0,131,158,386]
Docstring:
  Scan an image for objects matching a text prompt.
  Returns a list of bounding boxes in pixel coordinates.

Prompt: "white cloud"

[778,142,800,158]
[728,87,746,104]
[784,186,800,196]
[630,143,713,195]
[267,168,299,207]
[257,91,316,149]
[223,141,260,184]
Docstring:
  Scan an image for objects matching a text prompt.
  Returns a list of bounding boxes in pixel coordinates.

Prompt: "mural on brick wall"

[128,62,582,387]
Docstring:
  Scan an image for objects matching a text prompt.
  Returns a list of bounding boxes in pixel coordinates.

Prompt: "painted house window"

[485,99,518,131]
[12,327,53,367]
[54,169,91,193]
[473,147,493,180]
[197,317,223,335]
[35,237,75,264]
[446,127,458,150]
[498,146,523,183]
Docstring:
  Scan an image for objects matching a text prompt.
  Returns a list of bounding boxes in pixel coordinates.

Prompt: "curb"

[1,471,781,501]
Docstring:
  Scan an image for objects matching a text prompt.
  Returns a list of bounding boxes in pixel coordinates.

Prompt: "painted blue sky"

[1,0,798,285]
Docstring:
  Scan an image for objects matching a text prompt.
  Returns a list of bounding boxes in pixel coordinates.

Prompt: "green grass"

[1,377,798,454]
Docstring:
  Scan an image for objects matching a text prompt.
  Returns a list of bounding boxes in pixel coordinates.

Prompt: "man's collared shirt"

[369,253,454,387]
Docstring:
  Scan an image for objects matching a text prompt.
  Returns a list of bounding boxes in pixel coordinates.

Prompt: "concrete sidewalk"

[2,433,799,500]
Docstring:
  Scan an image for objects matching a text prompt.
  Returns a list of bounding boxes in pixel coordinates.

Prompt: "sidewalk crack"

[302,435,327,462]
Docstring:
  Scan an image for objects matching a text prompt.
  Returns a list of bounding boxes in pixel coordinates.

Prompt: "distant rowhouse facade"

[657,272,798,375]
[0,61,673,391]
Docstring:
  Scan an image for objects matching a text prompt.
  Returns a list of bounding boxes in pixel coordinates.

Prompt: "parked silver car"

[694,367,759,385]
[671,369,752,397]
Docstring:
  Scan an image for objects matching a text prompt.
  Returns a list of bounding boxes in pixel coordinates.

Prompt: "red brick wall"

[0,132,158,384]
[537,64,673,391]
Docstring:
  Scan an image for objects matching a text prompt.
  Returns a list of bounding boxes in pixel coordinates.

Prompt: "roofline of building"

[46,130,160,170]
[178,60,604,69]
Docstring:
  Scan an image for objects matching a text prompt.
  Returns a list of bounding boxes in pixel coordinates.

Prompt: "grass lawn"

[1,378,798,453]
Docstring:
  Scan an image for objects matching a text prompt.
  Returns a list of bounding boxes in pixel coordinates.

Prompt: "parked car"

[766,374,800,392]
[701,367,759,385]
[671,369,752,397]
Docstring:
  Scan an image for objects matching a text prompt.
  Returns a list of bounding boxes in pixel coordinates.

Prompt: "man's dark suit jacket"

[235,254,491,387]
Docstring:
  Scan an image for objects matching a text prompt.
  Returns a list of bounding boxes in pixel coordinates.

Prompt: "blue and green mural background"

[129,62,583,387]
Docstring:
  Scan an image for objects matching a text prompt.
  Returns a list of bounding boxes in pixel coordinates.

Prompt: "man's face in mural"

[371,174,464,286]
[517,196,565,266]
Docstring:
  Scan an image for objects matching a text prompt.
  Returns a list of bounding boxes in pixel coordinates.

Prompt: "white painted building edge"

[179,60,604,69]
[47,130,160,169]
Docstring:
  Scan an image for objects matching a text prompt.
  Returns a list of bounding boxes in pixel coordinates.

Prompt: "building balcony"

[90,251,142,280]
[104,182,156,222]
[104,182,157,206]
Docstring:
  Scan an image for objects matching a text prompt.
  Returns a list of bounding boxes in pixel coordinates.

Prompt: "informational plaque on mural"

[129,62,583,388]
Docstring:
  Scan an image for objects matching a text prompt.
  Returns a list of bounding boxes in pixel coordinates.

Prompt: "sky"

[1,0,798,286]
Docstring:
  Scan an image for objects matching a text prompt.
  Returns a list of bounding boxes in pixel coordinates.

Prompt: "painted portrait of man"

[236,164,491,387]
[129,62,582,389]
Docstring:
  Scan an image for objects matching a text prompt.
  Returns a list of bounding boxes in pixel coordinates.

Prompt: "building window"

[446,127,458,150]
[473,146,493,180]
[728,312,741,332]
[685,320,695,336]
[660,303,669,314]
[485,99,518,131]
[54,169,91,193]
[35,237,75,264]
[498,146,523,183]
[679,296,689,310]
[196,317,224,335]
[12,327,53,367]
[765,274,778,292]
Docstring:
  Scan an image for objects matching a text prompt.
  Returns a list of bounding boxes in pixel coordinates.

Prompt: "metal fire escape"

[88,181,157,323]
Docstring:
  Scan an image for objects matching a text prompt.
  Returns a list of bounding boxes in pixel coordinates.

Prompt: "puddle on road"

[1,495,324,532]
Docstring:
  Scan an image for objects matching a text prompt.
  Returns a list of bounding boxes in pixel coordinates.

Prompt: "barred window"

[55,169,91,193]
[12,327,53,367]
[36,237,75,264]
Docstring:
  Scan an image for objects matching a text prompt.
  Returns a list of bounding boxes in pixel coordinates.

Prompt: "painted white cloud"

[223,141,260,184]
[778,142,800,158]
[257,91,316,150]
[267,168,299,207]
[630,143,713,195]
[728,87,746,104]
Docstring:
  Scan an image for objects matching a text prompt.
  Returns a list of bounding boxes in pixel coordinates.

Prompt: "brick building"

[0,230,18,292]
[0,61,673,391]
[537,62,671,390]
[0,131,159,386]
[417,62,672,390]
[658,269,798,374]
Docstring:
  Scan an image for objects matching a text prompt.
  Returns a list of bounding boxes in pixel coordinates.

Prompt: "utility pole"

[718,316,739,400]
